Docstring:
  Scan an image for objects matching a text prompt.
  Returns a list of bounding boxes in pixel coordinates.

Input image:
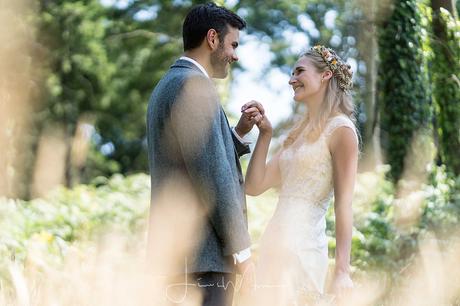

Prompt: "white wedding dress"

[254,115,358,306]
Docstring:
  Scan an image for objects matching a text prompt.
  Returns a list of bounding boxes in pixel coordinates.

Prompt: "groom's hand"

[235,100,265,138]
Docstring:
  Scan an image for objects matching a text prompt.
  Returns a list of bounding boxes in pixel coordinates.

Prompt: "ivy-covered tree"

[378,0,431,182]
[430,0,460,175]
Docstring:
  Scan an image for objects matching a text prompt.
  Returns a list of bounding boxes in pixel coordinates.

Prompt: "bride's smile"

[289,57,328,103]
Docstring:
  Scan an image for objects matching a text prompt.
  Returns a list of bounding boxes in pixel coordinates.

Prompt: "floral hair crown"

[311,45,353,93]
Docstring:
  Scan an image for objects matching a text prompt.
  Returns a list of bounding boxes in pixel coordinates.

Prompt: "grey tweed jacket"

[146,59,251,274]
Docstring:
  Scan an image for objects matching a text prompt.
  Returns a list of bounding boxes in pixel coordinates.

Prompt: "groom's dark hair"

[182,2,246,51]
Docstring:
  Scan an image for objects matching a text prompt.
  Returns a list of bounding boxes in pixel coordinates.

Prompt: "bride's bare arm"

[245,116,281,196]
[329,126,358,289]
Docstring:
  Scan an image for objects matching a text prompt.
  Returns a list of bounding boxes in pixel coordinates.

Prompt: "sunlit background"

[1,0,459,305]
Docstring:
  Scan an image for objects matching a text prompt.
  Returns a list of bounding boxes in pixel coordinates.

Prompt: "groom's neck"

[184,49,213,78]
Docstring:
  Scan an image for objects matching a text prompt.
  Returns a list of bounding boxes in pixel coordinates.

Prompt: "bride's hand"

[331,271,353,297]
[256,114,272,137]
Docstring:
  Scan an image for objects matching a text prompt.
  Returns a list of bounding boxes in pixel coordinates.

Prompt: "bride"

[244,45,358,305]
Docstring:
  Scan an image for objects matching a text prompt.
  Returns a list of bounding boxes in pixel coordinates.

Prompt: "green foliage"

[35,0,244,181]
[320,165,459,303]
[1,168,460,301]
[92,1,191,175]
[326,166,402,271]
[378,0,432,182]
[421,164,460,234]
[431,8,460,175]
[341,165,459,274]
[32,0,391,183]
[0,174,149,274]
[36,0,118,187]
[39,0,114,126]
[29,0,458,188]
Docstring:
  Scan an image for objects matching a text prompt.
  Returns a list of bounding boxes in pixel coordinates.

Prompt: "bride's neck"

[306,102,320,120]
[307,106,342,123]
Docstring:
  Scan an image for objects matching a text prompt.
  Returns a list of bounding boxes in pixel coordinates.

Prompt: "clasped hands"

[235,100,272,138]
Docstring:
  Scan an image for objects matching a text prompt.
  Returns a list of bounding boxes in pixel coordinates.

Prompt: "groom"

[146,3,263,306]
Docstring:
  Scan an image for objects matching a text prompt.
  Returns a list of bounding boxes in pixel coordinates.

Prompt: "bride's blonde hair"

[283,47,356,147]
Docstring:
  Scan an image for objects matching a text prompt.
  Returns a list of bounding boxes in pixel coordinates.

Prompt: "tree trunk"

[31,124,67,198]
[0,0,45,199]
[64,124,76,188]
[355,0,390,171]
[64,116,94,187]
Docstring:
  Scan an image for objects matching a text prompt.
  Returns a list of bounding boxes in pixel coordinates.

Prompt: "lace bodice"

[278,115,358,212]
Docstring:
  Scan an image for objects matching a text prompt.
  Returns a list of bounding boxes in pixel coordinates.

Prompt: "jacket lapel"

[220,107,244,183]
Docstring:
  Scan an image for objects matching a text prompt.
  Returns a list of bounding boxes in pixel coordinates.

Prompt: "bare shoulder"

[328,125,359,157]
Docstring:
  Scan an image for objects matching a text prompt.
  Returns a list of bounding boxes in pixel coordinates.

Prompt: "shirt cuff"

[232,127,252,145]
[232,247,251,265]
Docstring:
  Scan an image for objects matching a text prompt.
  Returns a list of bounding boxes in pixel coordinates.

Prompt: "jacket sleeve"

[170,76,251,256]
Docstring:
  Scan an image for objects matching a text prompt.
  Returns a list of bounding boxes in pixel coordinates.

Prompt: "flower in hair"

[311,45,353,93]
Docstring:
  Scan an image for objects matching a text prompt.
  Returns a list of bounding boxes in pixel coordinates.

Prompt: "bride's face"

[289,56,323,102]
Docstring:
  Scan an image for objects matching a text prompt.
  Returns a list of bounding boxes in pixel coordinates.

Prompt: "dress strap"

[324,115,359,144]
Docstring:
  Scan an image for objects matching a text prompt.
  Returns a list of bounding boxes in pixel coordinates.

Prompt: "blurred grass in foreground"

[0,165,459,305]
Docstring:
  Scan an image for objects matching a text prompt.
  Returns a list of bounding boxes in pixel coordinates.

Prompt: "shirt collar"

[179,56,210,78]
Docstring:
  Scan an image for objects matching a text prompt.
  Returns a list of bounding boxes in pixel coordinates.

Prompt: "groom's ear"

[206,29,219,51]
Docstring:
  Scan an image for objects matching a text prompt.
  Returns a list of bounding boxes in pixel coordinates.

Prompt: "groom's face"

[210,26,240,79]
